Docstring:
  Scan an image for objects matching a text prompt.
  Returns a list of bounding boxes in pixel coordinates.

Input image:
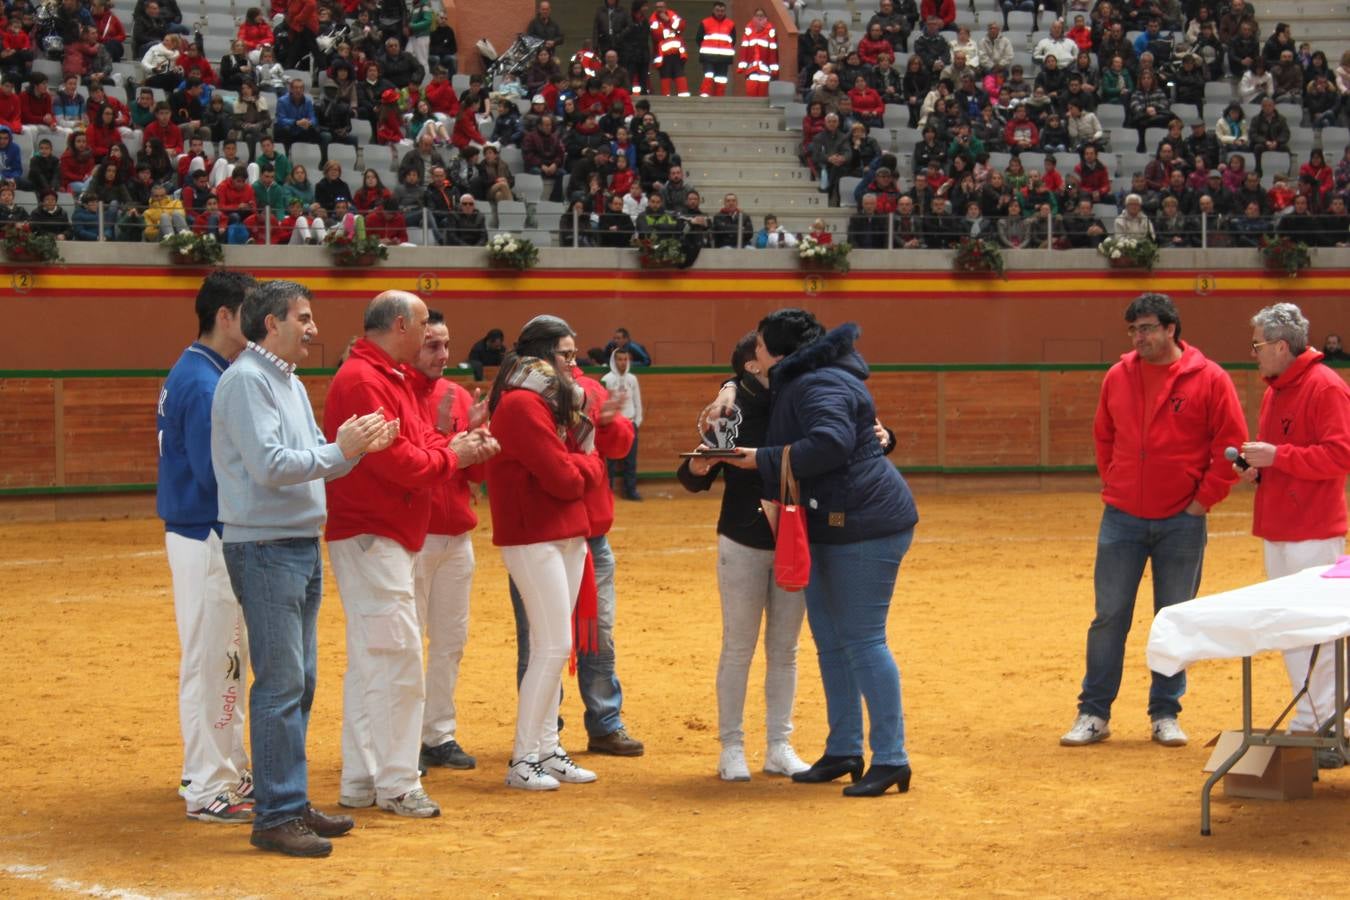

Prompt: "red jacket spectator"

[176,50,218,85]
[0,86,20,132]
[94,8,126,47]
[599,84,634,115]
[60,143,96,191]
[573,369,634,539]
[576,90,607,117]
[286,0,319,34]
[1075,159,1111,198]
[848,85,885,120]
[425,78,460,117]
[242,207,282,242]
[353,184,391,213]
[539,81,562,112]
[324,338,461,551]
[143,118,184,152]
[238,20,274,50]
[857,35,892,66]
[410,369,485,537]
[214,177,257,213]
[1252,348,1350,542]
[376,109,405,145]
[920,0,956,27]
[1300,160,1334,200]
[485,389,606,547]
[1068,23,1093,51]
[451,106,485,150]
[1003,116,1039,149]
[87,121,122,159]
[176,149,210,183]
[1094,341,1245,518]
[365,206,409,244]
[87,93,130,127]
[3,26,32,54]
[63,40,101,79]
[19,89,54,128]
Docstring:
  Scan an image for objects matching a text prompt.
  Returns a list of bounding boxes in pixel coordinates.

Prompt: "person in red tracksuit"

[736,7,779,98]
[695,1,736,97]
[408,309,488,773]
[1062,293,1246,750]
[323,291,494,820]
[504,353,646,759]
[649,1,689,97]
[1239,303,1350,762]
[486,315,608,791]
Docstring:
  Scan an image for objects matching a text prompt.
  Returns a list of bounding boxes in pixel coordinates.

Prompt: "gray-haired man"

[212,280,397,857]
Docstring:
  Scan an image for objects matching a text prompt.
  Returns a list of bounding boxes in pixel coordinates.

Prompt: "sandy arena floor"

[2,487,1347,898]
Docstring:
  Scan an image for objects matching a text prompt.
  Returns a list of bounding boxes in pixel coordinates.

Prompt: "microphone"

[1225,446,1250,471]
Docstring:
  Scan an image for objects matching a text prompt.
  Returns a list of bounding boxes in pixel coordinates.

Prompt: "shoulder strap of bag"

[780,444,799,507]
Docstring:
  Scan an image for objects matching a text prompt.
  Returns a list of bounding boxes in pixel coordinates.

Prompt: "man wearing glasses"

[446,194,488,246]
[1238,303,1350,766]
[1062,293,1246,749]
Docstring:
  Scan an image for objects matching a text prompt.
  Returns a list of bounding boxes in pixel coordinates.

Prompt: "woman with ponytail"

[486,315,608,791]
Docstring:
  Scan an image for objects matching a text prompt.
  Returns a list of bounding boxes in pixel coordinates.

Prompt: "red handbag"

[772,445,811,592]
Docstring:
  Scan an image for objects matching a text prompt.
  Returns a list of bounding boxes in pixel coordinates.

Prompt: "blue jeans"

[223,538,323,831]
[1078,505,1207,722]
[509,534,625,737]
[804,529,914,766]
[608,426,639,497]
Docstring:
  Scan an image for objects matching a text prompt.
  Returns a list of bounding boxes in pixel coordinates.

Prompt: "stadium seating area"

[0,0,1345,251]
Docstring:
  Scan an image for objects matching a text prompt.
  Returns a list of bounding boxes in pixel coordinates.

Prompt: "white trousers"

[500,537,586,762]
[1265,537,1348,732]
[715,535,806,748]
[415,531,475,747]
[165,530,249,808]
[287,216,328,244]
[209,158,260,189]
[329,535,425,801]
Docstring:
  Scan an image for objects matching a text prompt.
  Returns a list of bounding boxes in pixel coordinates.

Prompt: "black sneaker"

[421,740,477,770]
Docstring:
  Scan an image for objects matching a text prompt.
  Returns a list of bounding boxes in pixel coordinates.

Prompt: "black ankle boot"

[842,763,912,797]
[791,754,864,784]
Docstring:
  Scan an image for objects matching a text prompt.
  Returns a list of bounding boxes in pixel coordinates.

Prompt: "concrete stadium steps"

[673,135,803,162]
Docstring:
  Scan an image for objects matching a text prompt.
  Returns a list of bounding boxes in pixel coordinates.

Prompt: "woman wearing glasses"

[486,316,608,791]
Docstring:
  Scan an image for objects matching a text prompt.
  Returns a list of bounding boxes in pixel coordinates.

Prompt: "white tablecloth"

[1146,566,1350,677]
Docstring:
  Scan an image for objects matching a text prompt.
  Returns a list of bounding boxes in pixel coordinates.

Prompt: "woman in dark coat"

[728,309,919,797]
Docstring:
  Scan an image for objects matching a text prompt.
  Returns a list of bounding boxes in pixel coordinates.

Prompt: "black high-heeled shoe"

[842,763,912,797]
[791,754,864,784]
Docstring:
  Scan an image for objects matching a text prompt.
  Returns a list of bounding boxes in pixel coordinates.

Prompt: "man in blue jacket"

[274,78,327,161]
[157,271,258,824]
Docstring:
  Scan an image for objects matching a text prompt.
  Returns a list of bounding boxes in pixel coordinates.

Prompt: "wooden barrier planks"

[62,378,160,486]
[0,379,58,487]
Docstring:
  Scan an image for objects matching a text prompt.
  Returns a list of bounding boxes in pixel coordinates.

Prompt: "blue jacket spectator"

[275,90,318,130]
[71,199,109,240]
[0,127,23,182]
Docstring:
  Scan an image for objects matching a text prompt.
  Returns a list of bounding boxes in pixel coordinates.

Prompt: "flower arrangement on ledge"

[487,232,539,270]
[1260,235,1311,277]
[798,235,852,273]
[161,230,223,265]
[1097,234,1159,271]
[634,235,686,269]
[325,231,388,266]
[3,222,61,263]
[952,236,1005,278]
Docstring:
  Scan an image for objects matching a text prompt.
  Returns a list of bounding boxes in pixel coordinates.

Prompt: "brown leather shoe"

[587,727,645,757]
[249,819,333,858]
[303,805,355,838]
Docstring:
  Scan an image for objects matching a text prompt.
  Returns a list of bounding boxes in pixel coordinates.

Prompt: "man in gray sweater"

[212,279,398,858]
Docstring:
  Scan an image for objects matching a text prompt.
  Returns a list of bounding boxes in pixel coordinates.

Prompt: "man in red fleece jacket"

[1239,302,1350,763]
[1063,293,1246,750]
[323,290,495,820]
[407,309,488,773]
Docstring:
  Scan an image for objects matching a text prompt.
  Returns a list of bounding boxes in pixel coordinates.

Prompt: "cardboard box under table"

[1146,564,1350,835]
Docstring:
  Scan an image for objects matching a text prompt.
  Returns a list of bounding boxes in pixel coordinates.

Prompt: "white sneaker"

[718,745,751,782]
[338,789,375,808]
[1060,713,1111,746]
[506,757,561,791]
[540,748,597,784]
[376,787,441,818]
[1151,717,1188,747]
[763,742,810,777]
